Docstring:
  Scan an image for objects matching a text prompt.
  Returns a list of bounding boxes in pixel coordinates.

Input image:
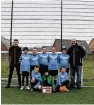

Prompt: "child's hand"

[32,78,35,81]
[31,78,35,82]
[53,88,55,91]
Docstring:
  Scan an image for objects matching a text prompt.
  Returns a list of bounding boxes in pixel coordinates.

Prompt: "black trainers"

[77,87,81,89]
[5,85,10,88]
[69,86,75,89]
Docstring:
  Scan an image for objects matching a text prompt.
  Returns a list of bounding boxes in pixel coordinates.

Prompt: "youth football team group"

[6,39,86,93]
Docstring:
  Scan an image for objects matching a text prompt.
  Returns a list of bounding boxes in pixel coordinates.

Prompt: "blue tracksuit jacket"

[30,54,39,66]
[48,53,59,70]
[31,70,42,89]
[19,53,31,72]
[39,53,49,65]
[59,54,69,68]
[56,72,68,86]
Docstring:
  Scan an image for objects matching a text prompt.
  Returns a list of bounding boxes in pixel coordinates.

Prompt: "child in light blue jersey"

[48,46,59,77]
[30,47,39,71]
[30,65,42,91]
[59,48,69,73]
[19,47,31,90]
[39,46,49,76]
[56,67,69,91]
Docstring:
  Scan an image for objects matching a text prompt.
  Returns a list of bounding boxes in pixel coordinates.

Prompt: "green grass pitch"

[1,87,94,104]
[1,56,94,104]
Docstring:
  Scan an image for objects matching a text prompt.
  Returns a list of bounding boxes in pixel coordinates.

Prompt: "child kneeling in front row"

[42,71,55,92]
[30,65,42,91]
[56,67,69,92]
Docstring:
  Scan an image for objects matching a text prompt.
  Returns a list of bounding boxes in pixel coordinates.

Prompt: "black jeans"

[22,71,29,86]
[56,80,69,91]
[7,64,21,87]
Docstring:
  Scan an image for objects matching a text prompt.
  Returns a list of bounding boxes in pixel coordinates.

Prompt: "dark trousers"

[30,65,35,71]
[39,64,48,76]
[30,65,35,76]
[49,70,58,76]
[42,80,51,86]
[56,80,69,91]
[7,64,21,87]
[22,71,29,86]
[70,66,82,88]
[66,68,69,73]
[31,80,38,89]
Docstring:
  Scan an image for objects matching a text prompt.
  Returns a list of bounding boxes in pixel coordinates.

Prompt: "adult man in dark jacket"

[6,39,21,88]
[67,39,86,89]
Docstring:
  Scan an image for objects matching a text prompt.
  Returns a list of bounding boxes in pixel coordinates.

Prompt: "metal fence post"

[61,1,62,51]
[10,0,13,46]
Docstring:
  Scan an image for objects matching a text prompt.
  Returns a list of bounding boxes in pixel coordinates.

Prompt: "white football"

[38,85,42,89]
[42,89,46,93]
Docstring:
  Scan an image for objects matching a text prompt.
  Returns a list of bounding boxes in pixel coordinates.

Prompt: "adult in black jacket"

[67,39,86,89]
[6,39,21,88]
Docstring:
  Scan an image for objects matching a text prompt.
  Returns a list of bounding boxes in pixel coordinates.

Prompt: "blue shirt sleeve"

[48,53,50,62]
[56,54,59,63]
[38,54,40,64]
[36,73,42,82]
[32,71,35,78]
[30,54,32,65]
[58,54,60,64]
[29,54,31,63]
[65,72,68,80]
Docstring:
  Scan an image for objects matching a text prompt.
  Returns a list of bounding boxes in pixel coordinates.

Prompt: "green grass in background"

[1,59,94,86]
[1,57,94,104]
[1,60,17,78]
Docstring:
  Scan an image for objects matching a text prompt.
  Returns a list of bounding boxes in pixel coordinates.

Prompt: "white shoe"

[26,86,30,90]
[30,88,33,92]
[20,86,24,90]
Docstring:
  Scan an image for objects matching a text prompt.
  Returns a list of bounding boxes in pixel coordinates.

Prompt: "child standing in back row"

[39,46,49,76]
[59,48,69,73]
[19,47,31,90]
[48,46,59,82]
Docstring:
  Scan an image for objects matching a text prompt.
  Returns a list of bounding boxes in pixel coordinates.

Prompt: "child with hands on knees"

[30,65,42,91]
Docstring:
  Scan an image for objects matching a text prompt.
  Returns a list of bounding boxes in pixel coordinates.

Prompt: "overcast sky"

[1,0,94,47]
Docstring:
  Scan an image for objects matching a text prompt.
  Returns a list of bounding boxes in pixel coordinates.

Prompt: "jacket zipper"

[73,48,75,66]
[14,47,16,65]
